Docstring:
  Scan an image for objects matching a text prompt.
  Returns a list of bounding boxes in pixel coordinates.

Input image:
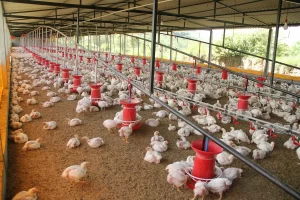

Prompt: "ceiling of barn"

[2,0,300,36]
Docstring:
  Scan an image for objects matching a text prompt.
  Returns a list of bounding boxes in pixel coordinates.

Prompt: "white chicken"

[43,121,57,130]
[205,110,216,126]
[216,151,234,165]
[168,124,176,131]
[12,187,38,200]
[207,178,232,200]
[50,96,61,103]
[176,136,191,149]
[67,94,77,101]
[192,181,209,200]
[145,118,160,127]
[66,134,81,148]
[152,110,169,118]
[233,145,251,156]
[30,109,41,119]
[252,149,267,160]
[42,101,54,108]
[203,124,222,133]
[150,131,164,143]
[144,147,162,164]
[26,97,38,105]
[20,114,32,123]
[61,161,89,183]
[10,121,22,129]
[22,138,41,151]
[67,118,82,126]
[118,123,134,143]
[222,167,243,181]
[82,136,104,148]
[257,141,275,153]
[166,161,189,192]
[234,129,250,144]
[296,147,300,160]
[151,141,168,152]
[103,119,118,132]
[10,130,28,144]
[283,137,298,150]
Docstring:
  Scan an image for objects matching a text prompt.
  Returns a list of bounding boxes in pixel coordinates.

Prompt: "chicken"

[143,103,154,110]
[207,178,232,200]
[222,167,243,181]
[152,110,169,118]
[22,138,41,151]
[144,147,162,164]
[192,181,209,200]
[216,152,234,165]
[10,130,28,144]
[252,149,267,160]
[26,97,38,105]
[47,91,57,97]
[150,131,164,143]
[50,96,61,103]
[168,124,176,131]
[97,100,109,110]
[61,161,89,183]
[42,101,54,108]
[12,187,38,200]
[283,137,298,150]
[296,147,300,160]
[203,124,221,133]
[20,114,32,123]
[166,161,189,191]
[30,109,41,119]
[67,94,77,101]
[66,135,80,148]
[233,145,251,156]
[118,123,134,143]
[234,129,250,144]
[145,118,160,127]
[257,141,275,153]
[10,121,22,129]
[176,136,191,149]
[151,141,168,152]
[205,110,216,126]
[89,106,99,112]
[43,121,57,130]
[67,118,82,126]
[103,119,118,132]
[82,136,104,148]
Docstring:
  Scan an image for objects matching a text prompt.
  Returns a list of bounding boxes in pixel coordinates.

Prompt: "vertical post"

[264,28,273,77]
[45,27,47,58]
[143,33,146,57]
[138,38,140,58]
[124,34,126,56]
[76,4,80,74]
[222,23,226,47]
[170,31,173,62]
[42,27,44,56]
[149,0,158,94]
[110,34,112,53]
[120,33,122,55]
[208,29,213,69]
[158,14,161,43]
[270,0,282,86]
[56,32,58,63]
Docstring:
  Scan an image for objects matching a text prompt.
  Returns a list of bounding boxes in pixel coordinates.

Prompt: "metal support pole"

[110,34,112,53]
[149,0,158,94]
[270,0,282,86]
[158,14,161,43]
[222,23,226,47]
[170,31,173,62]
[124,34,126,56]
[208,29,213,69]
[143,33,146,57]
[75,5,80,74]
[264,28,273,77]
[138,38,140,58]
[120,33,122,55]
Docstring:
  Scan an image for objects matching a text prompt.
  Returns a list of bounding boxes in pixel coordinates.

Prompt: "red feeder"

[134,67,141,76]
[62,68,72,82]
[116,63,123,72]
[89,83,102,106]
[79,55,83,62]
[66,53,69,58]
[155,60,160,68]
[257,77,266,88]
[196,66,202,74]
[62,52,65,57]
[105,53,109,59]
[156,71,164,85]
[69,54,73,60]
[72,75,82,93]
[119,99,142,130]
[172,63,177,71]
[87,57,91,63]
[222,69,228,80]
[49,62,55,72]
[142,58,147,65]
[54,64,61,75]
[187,79,198,94]
[119,55,123,61]
[187,140,223,189]
[111,55,115,60]
[237,94,251,110]
[131,56,135,64]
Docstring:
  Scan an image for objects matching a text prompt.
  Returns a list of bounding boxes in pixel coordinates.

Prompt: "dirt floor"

[6,60,300,200]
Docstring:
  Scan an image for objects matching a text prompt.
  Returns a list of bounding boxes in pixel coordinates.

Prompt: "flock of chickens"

[8,47,300,200]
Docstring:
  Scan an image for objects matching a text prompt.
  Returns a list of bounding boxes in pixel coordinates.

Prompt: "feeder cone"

[172,63,177,71]
[222,69,228,80]
[186,140,223,189]
[54,63,61,75]
[187,79,198,94]
[257,77,266,88]
[155,71,164,86]
[131,56,135,64]
[111,54,115,61]
[72,75,82,93]
[62,68,72,82]
[196,66,201,74]
[142,58,147,65]
[89,83,102,106]
[134,67,141,76]
[237,94,251,110]
[155,60,160,68]
[116,63,123,72]
[119,99,142,130]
